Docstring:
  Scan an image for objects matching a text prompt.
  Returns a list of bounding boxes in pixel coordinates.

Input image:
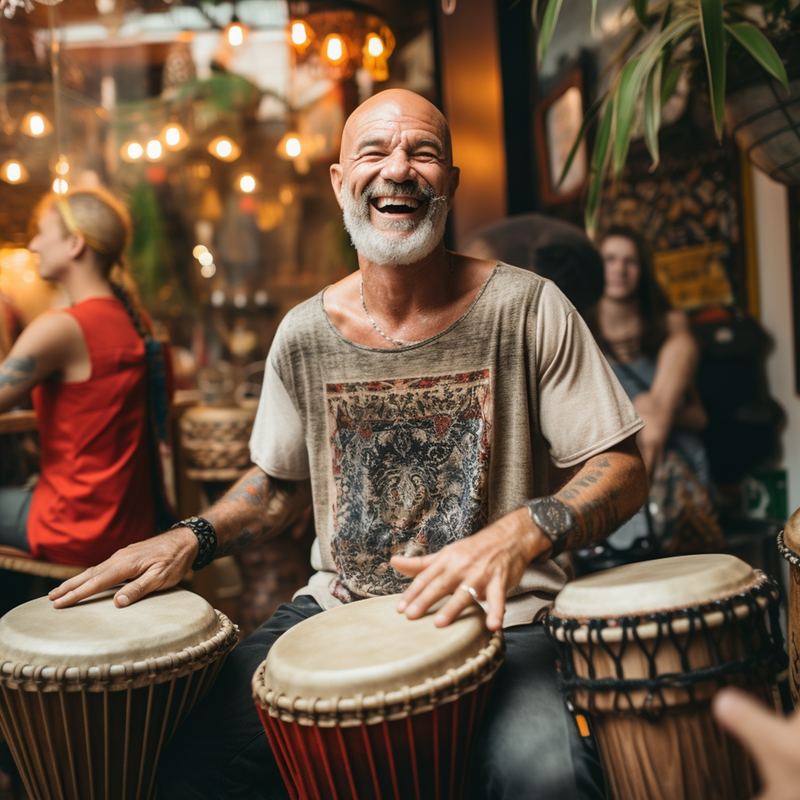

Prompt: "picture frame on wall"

[533,68,588,206]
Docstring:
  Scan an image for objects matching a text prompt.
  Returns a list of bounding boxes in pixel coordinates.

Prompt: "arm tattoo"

[555,456,624,551]
[209,471,301,554]
[0,355,35,389]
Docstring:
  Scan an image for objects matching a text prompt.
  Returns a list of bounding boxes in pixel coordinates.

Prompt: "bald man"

[51,90,648,799]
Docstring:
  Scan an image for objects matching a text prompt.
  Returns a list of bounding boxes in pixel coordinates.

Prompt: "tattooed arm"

[50,467,312,608]
[0,311,86,412]
[392,435,647,631]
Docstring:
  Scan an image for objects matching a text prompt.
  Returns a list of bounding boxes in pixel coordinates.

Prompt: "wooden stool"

[0,546,83,581]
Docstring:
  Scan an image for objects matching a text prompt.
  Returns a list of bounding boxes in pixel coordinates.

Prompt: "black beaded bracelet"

[171,516,217,571]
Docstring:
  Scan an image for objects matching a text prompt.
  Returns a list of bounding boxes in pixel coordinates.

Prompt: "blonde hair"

[42,187,151,342]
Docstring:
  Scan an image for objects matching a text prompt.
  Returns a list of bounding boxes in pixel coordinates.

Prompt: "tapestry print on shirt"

[326,370,492,600]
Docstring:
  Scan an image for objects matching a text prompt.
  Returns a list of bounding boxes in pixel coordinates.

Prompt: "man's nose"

[380,149,414,183]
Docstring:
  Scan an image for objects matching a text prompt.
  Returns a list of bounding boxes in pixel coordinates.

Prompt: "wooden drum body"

[546,554,786,800]
[778,507,800,704]
[179,404,257,482]
[252,595,504,800]
[0,588,238,800]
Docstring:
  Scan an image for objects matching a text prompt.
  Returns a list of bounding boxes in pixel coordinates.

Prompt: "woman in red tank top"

[0,187,171,567]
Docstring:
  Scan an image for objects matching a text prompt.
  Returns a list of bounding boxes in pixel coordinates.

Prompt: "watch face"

[531,497,574,536]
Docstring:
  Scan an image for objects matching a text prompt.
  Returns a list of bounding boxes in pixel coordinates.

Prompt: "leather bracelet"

[171,516,217,571]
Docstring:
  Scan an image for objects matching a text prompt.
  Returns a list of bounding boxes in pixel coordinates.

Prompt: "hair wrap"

[55,197,113,255]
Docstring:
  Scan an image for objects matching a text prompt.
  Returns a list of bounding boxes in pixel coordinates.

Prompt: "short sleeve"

[249,358,310,480]
[534,281,643,468]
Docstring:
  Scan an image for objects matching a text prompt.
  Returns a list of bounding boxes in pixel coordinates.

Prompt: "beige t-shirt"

[250,263,643,626]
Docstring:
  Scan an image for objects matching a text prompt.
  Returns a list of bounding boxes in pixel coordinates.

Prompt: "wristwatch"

[525,497,575,558]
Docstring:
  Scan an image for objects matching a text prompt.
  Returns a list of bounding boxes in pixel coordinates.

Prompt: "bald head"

[339,90,454,167]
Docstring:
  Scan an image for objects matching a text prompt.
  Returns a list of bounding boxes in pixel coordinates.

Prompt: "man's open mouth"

[371,196,422,214]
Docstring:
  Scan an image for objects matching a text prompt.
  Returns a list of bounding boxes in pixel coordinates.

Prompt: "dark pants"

[158,596,605,800]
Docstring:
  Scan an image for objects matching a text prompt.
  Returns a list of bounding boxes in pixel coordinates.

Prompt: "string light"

[21,111,53,137]
[193,245,208,258]
[208,136,241,162]
[323,34,347,66]
[0,160,28,184]
[55,156,69,175]
[146,139,162,160]
[121,141,144,162]
[52,178,68,194]
[162,122,188,150]
[291,21,309,46]
[198,252,214,267]
[285,137,301,158]
[239,174,257,193]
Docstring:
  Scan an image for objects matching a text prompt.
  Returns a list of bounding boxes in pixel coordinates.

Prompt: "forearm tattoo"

[211,471,300,556]
[0,356,35,389]
[555,456,624,551]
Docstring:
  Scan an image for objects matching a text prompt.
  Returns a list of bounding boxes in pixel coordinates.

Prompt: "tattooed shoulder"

[0,355,36,389]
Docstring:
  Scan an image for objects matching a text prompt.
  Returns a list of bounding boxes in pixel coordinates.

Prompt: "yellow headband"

[55,197,113,256]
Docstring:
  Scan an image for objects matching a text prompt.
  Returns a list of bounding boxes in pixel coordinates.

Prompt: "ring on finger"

[459,584,480,603]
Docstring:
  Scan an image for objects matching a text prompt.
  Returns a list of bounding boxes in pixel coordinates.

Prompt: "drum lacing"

[777,530,800,567]
[546,575,788,721]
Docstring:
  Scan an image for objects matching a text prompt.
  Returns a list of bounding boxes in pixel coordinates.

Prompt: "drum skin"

[547,554,783,800]
[0,588,238,800]
[252,595,504,800]
[779,507,800,705]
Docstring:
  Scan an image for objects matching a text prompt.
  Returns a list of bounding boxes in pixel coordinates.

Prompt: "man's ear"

[449,165,460,194]
[330,163,344,210]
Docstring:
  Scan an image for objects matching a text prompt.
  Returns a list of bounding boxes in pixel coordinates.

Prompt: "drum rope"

[777,529,800,567]
[546,576,789,720]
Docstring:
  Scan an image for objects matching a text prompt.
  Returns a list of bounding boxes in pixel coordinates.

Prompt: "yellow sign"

[652,242,734,310]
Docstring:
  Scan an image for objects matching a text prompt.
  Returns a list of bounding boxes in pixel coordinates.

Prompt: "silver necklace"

[359,278,422,347]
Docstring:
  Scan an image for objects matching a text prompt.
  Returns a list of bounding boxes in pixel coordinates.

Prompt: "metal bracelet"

[171,516,217,571]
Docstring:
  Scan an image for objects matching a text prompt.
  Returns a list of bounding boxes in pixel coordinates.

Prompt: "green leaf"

[557,92,608,186]
[590,0,598,36]
[633,0,649,26]
[699,0,726,139]
[726,22,789,87]
[538,0,565,68]
[612,55,644,181]
[661,62,683,104]
[644,56,664,166]
[586,102,613,237]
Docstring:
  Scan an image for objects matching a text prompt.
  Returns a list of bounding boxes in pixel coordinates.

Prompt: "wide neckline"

[320,262,500,353]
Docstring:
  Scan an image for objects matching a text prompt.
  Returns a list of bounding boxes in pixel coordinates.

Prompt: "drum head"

[262,594,493,702]
[0,587,220,668]
[783,507,800,554]
[554,554,760,619]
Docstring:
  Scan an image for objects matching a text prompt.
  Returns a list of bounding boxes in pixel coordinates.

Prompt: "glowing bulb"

[285,137,301,158]
[200,263,216,278]
[291,22,307,45]
[193,245,208,258]
[165,126,181,146]
[211,290,225,306]
[146,139,162,159]
[55,157,69,175]
[198,252,214,267]
[216,140,233,158]
[228,23,244,46]
[326,35,344,63]
[53,178,68,194]
[234,293,247,308]
[6,163,21,182]
[239,174,256,193]
[367,34,384,57]
[30,115,45,135]
[127,142,144,160]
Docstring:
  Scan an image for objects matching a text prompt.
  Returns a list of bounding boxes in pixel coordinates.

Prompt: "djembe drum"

[0,587,238,800]
[777,506,800,703]
[252,594,504,800]
[546,554,786,800]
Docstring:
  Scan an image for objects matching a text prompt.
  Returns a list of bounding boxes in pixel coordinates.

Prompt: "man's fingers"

[484,579,507,631]
[713,688,780,763]
[433,588,475,628]
[391,553,437,577]
[49,567,96,600]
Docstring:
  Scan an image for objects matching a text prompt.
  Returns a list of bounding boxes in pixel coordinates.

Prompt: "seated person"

[0,187,170,567]
[51,90,649,800]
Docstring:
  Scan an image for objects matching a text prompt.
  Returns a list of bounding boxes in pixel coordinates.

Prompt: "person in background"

[713,687,800,800]
[0,187,171,571]
[582,226,719,558]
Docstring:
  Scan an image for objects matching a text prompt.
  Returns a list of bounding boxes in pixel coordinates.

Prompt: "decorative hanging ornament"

[1,0,63,19]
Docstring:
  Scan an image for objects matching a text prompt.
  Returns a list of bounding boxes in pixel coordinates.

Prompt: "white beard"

[341,180,449,266]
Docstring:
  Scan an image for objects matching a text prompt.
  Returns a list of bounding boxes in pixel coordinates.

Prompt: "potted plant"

[534,0,799,232]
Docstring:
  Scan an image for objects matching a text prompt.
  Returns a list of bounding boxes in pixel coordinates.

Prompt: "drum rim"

[0,610,239,691]
[252,629,504,727]
[778,529,800,567]
[546,570,774,644]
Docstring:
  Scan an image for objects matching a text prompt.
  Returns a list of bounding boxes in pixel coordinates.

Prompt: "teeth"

[376,197,420,210]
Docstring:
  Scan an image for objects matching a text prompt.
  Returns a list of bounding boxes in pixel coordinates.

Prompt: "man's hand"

[391,507,549,631]
[713,687,800,800]
[49,527,198,609]
[632,391,671,474]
